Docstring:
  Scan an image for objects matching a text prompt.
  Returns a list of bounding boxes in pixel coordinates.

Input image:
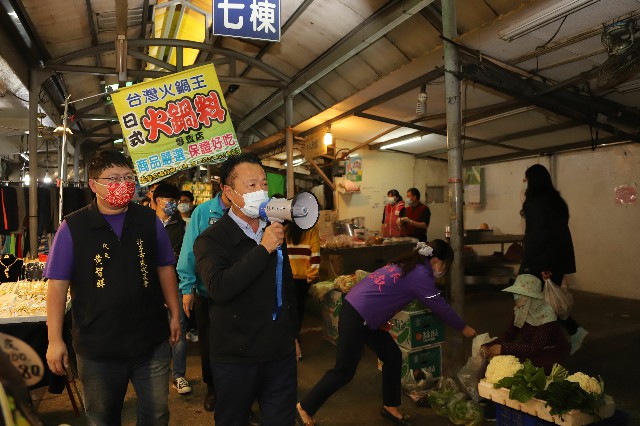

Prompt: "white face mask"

[177,202,191,213]
[385,197,395,205]
[233,189,269,218]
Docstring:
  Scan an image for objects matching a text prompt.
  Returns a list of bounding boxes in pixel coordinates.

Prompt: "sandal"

[296,403,315,426]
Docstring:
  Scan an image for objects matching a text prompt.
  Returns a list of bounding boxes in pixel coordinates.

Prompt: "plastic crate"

[496,404,552,426]
[591,410,628,426]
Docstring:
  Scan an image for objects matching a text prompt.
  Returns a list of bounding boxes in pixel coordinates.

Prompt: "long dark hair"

[285,222,304,245]
[520,164,569,219]
[390,239,454,275]
[387,189,403,202]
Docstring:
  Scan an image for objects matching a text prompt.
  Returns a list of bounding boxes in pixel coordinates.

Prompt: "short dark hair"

[89,150,133,179]
[152,183,180,202]
[220,153,262,187]
[179,190,194,202]
[407,187,420,199]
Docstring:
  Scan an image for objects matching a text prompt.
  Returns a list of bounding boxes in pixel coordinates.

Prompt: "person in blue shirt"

[177,189,229,411]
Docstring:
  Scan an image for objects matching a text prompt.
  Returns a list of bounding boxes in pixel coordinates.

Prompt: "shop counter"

[319,242,415,280]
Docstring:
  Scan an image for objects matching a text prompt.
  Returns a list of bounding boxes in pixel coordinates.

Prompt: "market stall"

[0,259,80,415]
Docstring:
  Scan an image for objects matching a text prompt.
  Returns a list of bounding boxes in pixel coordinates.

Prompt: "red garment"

[381,201,405,237]
[403,202,428,241]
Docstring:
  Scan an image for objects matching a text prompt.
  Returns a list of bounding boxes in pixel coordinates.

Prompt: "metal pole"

[74,140,84,182]
[28,70,41,259]
[285,95,294,198]
[442,0,465,367]
[59,95,71,224]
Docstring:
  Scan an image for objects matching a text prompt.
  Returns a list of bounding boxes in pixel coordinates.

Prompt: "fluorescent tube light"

[499,0,601,41]
[380,136,422,150]
[284,158,306,167]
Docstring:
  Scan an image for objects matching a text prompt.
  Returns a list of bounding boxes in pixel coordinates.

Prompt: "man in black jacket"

[152,183,191,395]
[195,153,299,426]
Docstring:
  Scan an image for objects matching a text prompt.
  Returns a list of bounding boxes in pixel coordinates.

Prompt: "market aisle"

[34,288,640,425]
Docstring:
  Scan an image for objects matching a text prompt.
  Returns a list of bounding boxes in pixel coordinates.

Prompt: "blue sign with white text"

[212,0,280,42]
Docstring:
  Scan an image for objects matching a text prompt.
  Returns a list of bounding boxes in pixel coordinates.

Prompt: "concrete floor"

[33,288,640,425]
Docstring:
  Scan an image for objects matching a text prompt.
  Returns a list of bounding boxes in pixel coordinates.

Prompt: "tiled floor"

[34,288,640,425]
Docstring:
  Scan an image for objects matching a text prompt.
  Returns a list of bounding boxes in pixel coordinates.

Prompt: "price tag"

[0,332,45,387]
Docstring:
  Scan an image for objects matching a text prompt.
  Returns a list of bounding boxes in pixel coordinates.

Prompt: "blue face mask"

[405,199,413,206]
[163,200,178,216]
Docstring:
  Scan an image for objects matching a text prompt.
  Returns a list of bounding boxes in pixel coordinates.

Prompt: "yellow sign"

[112,64,241,185]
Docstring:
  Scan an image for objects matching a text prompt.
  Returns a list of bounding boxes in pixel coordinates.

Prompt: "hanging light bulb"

[43,171,52,184]
[323,126,333,146]
[23,173,30,186]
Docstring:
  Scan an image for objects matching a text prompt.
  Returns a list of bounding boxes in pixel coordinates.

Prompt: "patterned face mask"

[163,200,178,216]
[94,181,136,208]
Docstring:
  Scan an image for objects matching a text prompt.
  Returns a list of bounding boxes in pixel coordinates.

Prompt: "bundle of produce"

[478,356,613,424]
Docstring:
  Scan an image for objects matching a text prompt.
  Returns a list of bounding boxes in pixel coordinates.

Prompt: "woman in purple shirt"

[297,239,476,426]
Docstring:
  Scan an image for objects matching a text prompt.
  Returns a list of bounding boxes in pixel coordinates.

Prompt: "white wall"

[334,140,640,300]
[335,140,450,239]
[464,144,640,300]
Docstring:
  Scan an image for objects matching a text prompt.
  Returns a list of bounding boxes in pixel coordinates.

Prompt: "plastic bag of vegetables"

[426,377,460,416]
[446,393,484,426]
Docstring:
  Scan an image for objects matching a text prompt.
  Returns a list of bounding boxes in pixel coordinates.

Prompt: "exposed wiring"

[536,16,568,51]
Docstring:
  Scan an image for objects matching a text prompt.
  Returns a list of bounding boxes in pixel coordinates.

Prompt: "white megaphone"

[258,191,320,230]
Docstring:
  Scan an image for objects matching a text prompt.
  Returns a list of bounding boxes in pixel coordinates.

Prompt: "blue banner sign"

[213,0,280,42]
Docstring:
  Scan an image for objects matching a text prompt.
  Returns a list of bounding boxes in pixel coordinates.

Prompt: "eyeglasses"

[95,175,136,183]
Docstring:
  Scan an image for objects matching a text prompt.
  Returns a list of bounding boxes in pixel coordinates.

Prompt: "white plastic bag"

[457,334,493,401]
[543,278,573,319]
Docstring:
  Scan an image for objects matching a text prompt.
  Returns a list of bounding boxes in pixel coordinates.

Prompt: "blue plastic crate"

[496,404,552,426]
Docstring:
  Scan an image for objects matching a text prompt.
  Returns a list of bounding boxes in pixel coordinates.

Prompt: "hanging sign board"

[212,0,281,42]
[303,131,327,160]
[111,64,241,185]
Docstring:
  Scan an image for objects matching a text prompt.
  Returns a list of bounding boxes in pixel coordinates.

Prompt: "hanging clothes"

[0,186,19,234]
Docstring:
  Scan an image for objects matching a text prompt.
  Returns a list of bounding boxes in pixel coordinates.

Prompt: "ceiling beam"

[237,0,437,132]
[460,52,640,143]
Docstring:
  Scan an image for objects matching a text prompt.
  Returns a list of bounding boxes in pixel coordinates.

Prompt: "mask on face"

[233,189,269,218]
[94,181,135,208]
[385,197,395,205]
[163,200,178,216]
[177,202,191,213]
[405,199,413,207]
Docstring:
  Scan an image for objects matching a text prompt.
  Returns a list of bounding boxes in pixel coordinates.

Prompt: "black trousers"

[300,300,402,416]
[212,352,297,426]
[195,293,213,387]
[294,279,311,334]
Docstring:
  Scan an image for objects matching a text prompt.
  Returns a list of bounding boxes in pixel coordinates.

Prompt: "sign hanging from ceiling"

[111,64,241,185]
[212,0,281,42]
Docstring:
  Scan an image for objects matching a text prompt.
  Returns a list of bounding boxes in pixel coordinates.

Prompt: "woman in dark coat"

[519,164,587,355]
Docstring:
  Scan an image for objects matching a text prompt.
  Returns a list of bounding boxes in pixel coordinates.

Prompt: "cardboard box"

[401,344,442,380]
[321,290,344,345]
[379,344,443,381]
[389,309,445,350]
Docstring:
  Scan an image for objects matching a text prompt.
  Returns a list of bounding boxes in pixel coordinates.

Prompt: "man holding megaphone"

[195,153,317,426]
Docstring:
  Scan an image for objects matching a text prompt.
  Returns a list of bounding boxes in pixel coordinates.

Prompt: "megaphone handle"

[272,246,283,321]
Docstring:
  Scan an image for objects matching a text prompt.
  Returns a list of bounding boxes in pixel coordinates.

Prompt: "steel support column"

[28,70,44,258]
[443,0,465,367]
[285,96,294,198]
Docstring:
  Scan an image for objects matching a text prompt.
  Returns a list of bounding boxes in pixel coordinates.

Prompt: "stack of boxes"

[386,308,445,381]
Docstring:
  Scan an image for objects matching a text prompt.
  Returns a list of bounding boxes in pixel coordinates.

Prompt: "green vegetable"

[426,388,457,416]
[537,379,606,419]
[546,363,568,388]
[494,360,546,403]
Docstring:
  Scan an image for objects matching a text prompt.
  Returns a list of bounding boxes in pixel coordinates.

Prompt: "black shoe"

[203,393,216,412]
[380,407,412,426]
